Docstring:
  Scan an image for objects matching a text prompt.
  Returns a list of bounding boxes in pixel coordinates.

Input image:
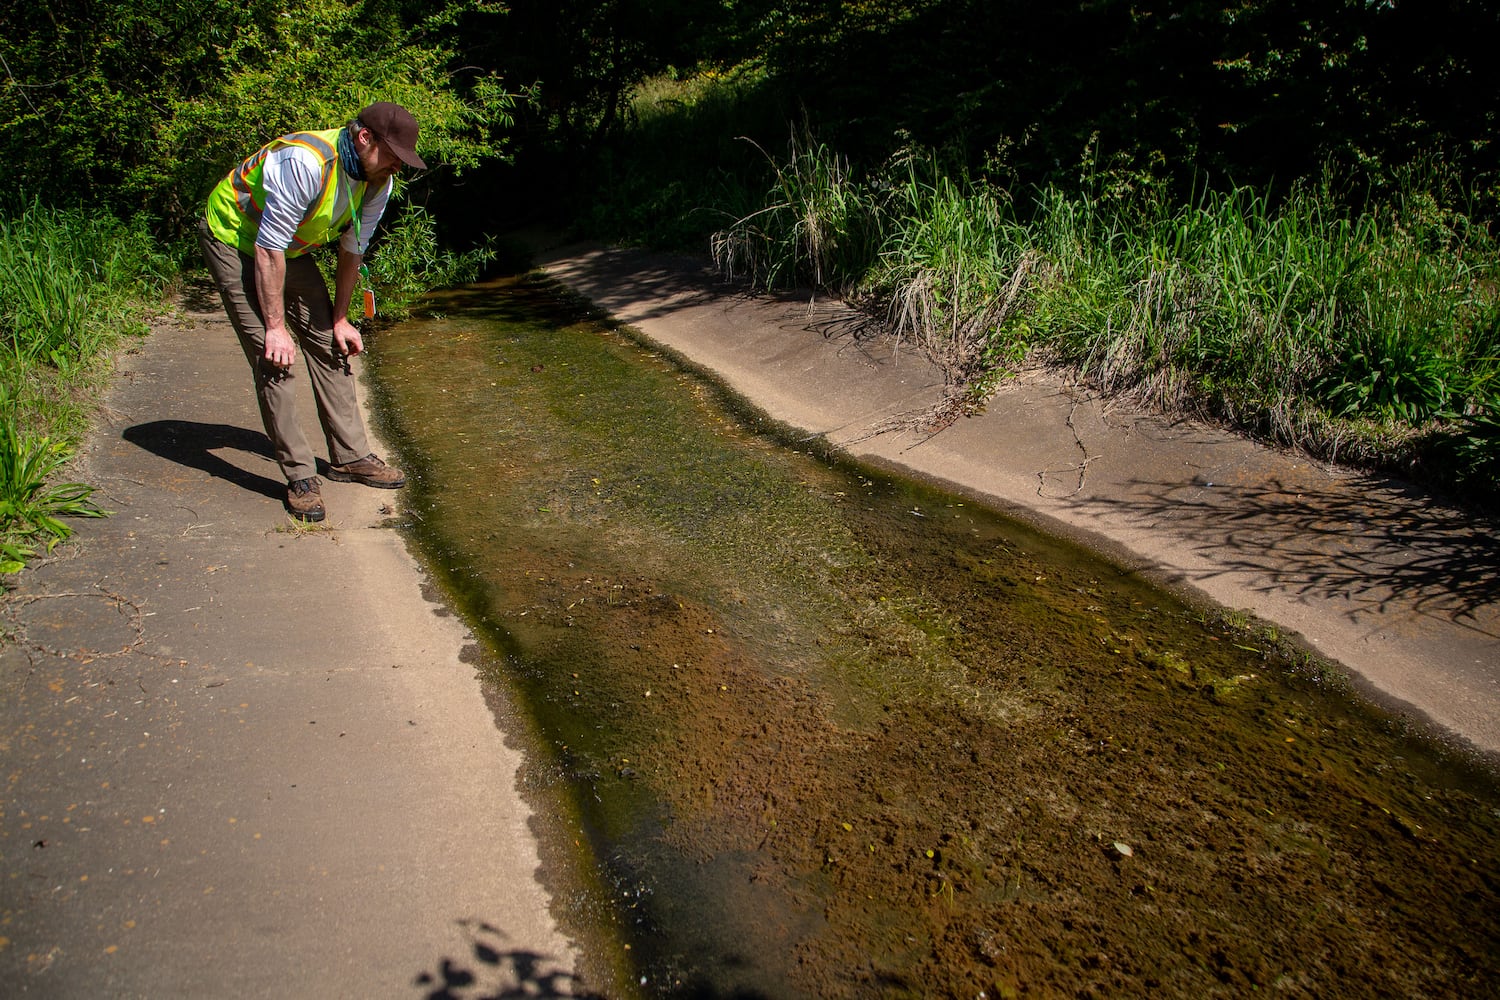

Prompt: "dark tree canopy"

[3,1,1495,221]
[736,0,1499,196]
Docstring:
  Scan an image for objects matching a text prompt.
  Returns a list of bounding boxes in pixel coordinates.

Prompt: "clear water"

[368,274,1500,999]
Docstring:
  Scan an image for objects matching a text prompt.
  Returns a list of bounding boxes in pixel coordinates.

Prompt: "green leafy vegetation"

[701,134,1500,494]
[3,0,516,230]
[344,206,498,321]
[0,203,176,409]
[0,414,109,574]
[0,203,169,571]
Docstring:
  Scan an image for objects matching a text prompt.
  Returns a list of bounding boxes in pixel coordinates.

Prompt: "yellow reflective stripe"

[276,132,336,160]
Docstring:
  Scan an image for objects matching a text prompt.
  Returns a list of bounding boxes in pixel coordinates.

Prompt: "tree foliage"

[1,0,517,232]
[449,0,736,152]
[1,0,241,209]
[4,0,1497,240]
[730,1,1500,204]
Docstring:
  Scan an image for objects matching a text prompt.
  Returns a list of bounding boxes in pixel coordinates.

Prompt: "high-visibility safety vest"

[205,128,363,258]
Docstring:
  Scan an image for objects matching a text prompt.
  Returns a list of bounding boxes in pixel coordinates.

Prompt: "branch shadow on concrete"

[412,917,782,999]
[533,248,726,326]
[803,308,885,345]
[122,419,282,499]
[1073,476,1500,636]
[413,921,606,1000]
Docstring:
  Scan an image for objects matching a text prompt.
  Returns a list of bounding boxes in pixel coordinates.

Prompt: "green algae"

[368,273,1500,1000]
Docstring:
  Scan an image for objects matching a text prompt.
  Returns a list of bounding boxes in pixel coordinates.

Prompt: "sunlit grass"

[0,408,108,573]
[711,126,881,291]
[872,155,1038,385]
[703,127,1500,496]
[0,201,173,573]
[1018,175,1500,474]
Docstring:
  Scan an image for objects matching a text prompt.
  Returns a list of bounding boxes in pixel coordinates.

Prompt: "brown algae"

[368,274,1500,999]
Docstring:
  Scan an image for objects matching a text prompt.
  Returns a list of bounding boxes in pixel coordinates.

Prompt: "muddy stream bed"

[369,274,1499,999]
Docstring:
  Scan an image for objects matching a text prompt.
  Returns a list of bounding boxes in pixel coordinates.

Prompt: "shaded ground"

[374,274,1500,998]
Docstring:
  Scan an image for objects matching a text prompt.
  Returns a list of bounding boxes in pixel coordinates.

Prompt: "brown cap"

[357,101,427,170]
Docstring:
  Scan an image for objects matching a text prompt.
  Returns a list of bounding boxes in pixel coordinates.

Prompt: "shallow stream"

[371,274,1499,999]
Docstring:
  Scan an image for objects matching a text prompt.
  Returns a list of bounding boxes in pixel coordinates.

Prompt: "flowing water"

[369,274,1500,999]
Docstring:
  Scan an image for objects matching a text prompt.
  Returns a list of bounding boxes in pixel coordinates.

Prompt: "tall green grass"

[1,204,166,376]
[1020,177,1500,472]
[872,157,1037,385]
[711,127,881,292]
[0,409,108,573]
[0,202,173,572]
[708,135,1500,498]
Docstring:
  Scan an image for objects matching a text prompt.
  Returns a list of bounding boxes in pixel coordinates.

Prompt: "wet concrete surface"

[369,272,1499,998]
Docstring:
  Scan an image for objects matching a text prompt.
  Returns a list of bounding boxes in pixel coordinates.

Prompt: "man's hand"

[332,249,367,360]
[264,324,298,369]
[334,318,364,359]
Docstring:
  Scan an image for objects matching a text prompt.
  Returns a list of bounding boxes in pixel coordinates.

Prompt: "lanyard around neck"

[345,172,368,251]
[342,173,376,318]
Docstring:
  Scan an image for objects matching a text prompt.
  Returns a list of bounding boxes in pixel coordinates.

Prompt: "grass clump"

[872,156,1039,387]
[0,201,174,573]
[1020,173,1500,479]
[703,127,1500,501]
[1,203,169,381]
[711,126,881,292]
[0,410,109,573]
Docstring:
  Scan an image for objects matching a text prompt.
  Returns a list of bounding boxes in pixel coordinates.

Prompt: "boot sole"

[287,506,326,522]
[325,471,405,488]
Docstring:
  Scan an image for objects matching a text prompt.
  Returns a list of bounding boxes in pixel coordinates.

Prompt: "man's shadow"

[123,420,283,499]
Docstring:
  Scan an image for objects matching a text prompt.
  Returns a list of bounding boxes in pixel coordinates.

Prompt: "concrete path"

[540,243,1500,762]
[1,294,587,996]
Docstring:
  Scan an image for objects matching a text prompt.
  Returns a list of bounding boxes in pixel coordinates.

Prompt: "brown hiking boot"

[325,453,405,489]
[286,477,326,522]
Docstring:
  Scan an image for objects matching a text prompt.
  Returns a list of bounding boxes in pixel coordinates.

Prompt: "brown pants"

[197,221,371,482]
